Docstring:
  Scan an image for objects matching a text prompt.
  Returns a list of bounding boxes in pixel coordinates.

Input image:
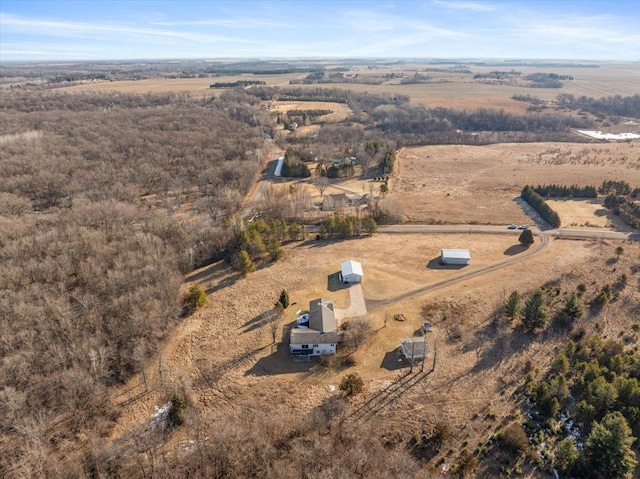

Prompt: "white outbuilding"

[440,249,471,265]
[340,260,363,283]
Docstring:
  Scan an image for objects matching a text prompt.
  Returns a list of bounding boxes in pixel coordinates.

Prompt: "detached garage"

[440,249,471,265]
[340,260,363,283]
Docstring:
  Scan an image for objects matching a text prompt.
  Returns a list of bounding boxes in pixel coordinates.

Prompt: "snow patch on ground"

[151,402,172,425]
[274,156,284,177]
[577,130,640,140]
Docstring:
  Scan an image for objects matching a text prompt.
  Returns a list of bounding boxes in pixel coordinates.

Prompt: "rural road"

[376,224,638,241]
[241,141,281,216]
[305,223,638,242]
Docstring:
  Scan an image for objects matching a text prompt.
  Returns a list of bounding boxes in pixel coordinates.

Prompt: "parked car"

[507,224,517,229]
[518,224,529,230]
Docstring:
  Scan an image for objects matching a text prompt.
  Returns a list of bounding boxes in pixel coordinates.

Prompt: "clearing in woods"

[547,198,635,231]
[269,101,353,122]
[111,230,636,463]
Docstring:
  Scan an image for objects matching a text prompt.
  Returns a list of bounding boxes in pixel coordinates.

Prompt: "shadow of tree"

[469,321,537,373]
[504,244,529,256]
[241,308,278,334]
[195,344,271,387]
[185,260,240,295]
[348,369,432,423]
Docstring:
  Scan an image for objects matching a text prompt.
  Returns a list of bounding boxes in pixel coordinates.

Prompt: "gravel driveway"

[335,283,367,320]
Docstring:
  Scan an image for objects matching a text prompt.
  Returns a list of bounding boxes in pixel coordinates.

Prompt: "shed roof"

[341,259,363,277]
[308,298,336,332]
[440,249,471,260]
[400,337,429,360]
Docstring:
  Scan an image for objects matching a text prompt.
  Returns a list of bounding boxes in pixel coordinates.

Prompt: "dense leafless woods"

[0,89,272,476]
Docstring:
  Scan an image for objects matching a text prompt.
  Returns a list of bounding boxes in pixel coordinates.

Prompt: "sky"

[1,0,639,62]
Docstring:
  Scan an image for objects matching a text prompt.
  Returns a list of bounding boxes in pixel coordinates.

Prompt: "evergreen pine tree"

[504,291,521,320]
[278,289,290,309]
[237,249,256,276]
[522,290,549,330]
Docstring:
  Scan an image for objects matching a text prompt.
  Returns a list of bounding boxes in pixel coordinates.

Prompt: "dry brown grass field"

[66,72,307,95]
[63,63,640,112]
[112,230,639,476]
[270,100,353,122]
[347,62,640,101]
[393,142,640,225]
[547,198,634,231]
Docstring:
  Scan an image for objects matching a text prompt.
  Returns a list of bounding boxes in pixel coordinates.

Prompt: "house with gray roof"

[290,298,342,359]
[322,193,350,211]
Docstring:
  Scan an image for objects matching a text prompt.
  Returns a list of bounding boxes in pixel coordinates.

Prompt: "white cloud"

[151,18,296,29]
[431,0,496,12]
[505,11,640,57]
[0,13,253,45]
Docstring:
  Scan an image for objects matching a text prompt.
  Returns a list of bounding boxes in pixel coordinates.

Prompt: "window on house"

[301,345,309,349]
[313,344,319,347]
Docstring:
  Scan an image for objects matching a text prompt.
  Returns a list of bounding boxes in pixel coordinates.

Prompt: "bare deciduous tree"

[314,176,330,197]
[342,318,374,353]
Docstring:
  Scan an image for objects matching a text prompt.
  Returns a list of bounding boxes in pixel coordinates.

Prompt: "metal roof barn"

[440,249,471,265]
[340,260,363,283]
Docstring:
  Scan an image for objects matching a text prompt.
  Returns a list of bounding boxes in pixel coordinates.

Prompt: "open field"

[112,232,555,419]
[412,95,531,115]
[394,142,640,225]
[252,140,640,229]
[269,100,353,122]
[61,62,640,111]
[547,198,635,231]
[111,230,639,476]
[348,62,640,100]
[65,72,307,95]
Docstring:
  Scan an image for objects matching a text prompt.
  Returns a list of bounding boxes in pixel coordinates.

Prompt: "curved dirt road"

[367,232,550,311]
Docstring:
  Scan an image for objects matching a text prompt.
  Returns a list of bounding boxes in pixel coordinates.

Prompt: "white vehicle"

[296,313,310,328]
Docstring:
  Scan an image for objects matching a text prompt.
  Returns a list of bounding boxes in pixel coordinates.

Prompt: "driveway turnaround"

[335,284,367,320]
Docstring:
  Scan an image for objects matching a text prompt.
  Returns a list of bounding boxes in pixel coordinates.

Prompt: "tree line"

[557,94,640,118]
[210,80,266,88]
[604,195,640,230]
[224,216,305,271]
[599,180,640,229]
[532,184,598,198]
[247,86,591,148]
[318,215,378,239]
[521,186,562,228]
